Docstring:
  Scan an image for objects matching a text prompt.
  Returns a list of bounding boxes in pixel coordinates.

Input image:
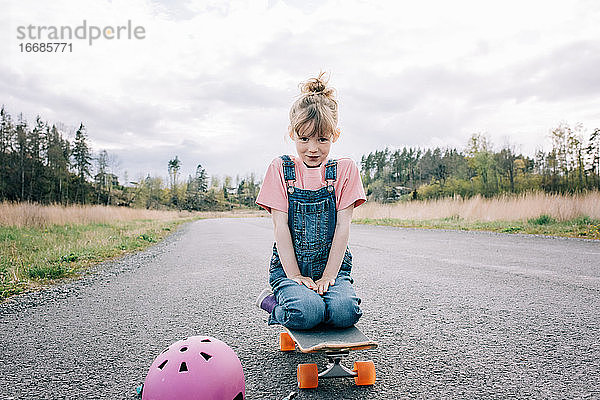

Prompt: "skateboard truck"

[319,351,356,380]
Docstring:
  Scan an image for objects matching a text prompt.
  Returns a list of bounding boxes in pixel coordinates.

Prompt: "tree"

[234,172,259,207]
[28,116,46,201]
[418,148,447,186]
[184,164,209,210]
[168,156,181,208]
[549,121,588,191]
[129,174,166,209]
[360,153,374,185]
[15,113,28,201]
[194,164,208,193]
[550,122,570,189]
[496,145,517,192]
[210,175,220,189]
[168,156,181,189]
[390,149,405,184]
[47,125,71,204]
[71,123,93,203]
[567,123,585,190]
[373,148,390,182]
[587,128,600,189]
[222,175,233,200]
[465,133,497,196]
[442,148,468,181]
[0,106,15,199]
[405,148,421,187]
[94,149,109,204]
[105,152,121,205]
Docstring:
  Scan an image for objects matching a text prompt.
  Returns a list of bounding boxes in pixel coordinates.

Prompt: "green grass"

[0,217,200,300]
[527,214,557,225]
[353,216,600,240]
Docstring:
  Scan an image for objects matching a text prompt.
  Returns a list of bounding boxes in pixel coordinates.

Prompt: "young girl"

[254,72,367,330]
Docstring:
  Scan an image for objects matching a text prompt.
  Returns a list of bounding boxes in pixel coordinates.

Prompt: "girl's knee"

[326,297,362,328]
[286,296,325,330]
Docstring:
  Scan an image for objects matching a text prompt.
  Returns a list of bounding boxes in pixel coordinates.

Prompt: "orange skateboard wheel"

[353,360,376,385]
[297,363,319,389]
[279,332,295,352]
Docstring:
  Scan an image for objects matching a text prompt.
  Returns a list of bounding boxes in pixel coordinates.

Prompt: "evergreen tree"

[194,164,208,193]
[15,113,28,201]
[29,116,46,201]
[360,153,374,185]
[71,123,93,203]
[183,164,209,210]
[0,106,15,199]
[46,124,70,203]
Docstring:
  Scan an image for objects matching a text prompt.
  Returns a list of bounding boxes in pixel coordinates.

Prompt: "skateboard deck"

[283,325,378,353]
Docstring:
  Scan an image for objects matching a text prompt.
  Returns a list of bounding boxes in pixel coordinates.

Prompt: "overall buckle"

[286,180,295,194]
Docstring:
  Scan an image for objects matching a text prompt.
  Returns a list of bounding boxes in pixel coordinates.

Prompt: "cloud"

[497,40,600,103]
[188,77,289,109]
[3,0,600,183]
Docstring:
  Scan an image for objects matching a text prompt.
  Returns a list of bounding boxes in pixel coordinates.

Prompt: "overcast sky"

[2,0,600,185]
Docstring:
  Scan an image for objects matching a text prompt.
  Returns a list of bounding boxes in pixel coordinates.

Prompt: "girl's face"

[289,125,339,167]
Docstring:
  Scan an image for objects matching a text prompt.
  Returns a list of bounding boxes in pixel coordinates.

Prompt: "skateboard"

[279,325,378,389]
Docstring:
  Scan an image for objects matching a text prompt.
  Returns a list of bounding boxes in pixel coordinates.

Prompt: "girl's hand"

[290,275,317,290]
[314,276,336,295]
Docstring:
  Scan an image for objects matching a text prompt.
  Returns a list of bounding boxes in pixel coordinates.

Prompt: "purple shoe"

[255,288,277,313]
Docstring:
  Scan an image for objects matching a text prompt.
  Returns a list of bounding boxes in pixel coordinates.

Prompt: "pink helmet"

[142,336,245,400]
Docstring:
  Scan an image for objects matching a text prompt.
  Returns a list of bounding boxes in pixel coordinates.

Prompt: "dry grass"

[353,191,600,222]
[0,202,268,300]
[0,202,267,228]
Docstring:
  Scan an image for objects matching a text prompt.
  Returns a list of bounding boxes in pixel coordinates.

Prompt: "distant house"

[394,186,413,195]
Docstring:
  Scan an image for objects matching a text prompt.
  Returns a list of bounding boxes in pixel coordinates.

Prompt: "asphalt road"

[1,217,599,399]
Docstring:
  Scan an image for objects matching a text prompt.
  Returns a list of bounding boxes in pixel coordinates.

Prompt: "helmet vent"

[201,339,211,342]
[180,346,188,352]
[233,393,244,400]
[158,360,168,370]
[200,352,213,361]
[179,362,188,372]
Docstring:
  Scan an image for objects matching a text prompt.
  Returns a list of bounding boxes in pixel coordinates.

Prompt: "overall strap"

[324,159,337,193]
[280,155,296,194]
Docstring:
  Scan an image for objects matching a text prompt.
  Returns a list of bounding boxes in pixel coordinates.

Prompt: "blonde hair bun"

[299,71,336,101]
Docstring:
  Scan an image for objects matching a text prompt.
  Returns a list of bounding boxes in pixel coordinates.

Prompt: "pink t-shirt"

[256,154,367,214]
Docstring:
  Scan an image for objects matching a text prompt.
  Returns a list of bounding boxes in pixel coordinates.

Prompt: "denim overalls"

[268,155,362,329]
